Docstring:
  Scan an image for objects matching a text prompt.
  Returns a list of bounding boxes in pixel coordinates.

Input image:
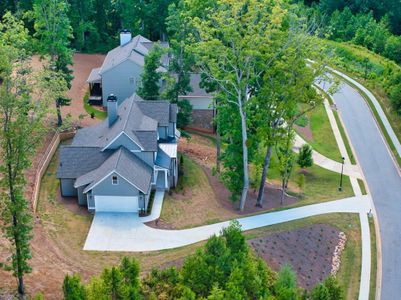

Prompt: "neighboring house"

[87,30,215,131]
[87,30,168,106]
[57,93,179,213]
[179,73,215,132]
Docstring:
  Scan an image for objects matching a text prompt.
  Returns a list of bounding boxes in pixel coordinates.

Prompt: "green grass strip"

[314,85,357,165]
[83,91,107,120]
[369,217,377,300]
[357,179,367,195]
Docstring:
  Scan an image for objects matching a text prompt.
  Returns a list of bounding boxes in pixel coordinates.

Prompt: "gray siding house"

[87,31,168,106]
[87,31,215,131]
[57,93,179,213]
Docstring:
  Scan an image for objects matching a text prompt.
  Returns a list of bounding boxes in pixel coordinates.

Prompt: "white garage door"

[95,195,138,212]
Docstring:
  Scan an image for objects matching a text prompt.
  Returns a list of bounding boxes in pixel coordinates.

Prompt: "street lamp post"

[339,156,345,191]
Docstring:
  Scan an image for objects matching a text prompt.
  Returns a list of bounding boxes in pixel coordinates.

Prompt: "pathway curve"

[84,195,371,252]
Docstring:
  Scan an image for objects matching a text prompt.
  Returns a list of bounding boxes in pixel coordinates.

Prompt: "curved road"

[318,78,401,300]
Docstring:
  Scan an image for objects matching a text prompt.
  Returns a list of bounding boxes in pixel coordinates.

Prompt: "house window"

[129,76,135,84]
[112,175,118,185]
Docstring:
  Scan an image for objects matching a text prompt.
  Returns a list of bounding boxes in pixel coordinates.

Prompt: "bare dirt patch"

[248,224,343,290]
[31,53,106,127]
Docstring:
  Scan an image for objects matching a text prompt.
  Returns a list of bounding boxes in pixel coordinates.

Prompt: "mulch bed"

[295,124,313,141]
[248,224,343,289]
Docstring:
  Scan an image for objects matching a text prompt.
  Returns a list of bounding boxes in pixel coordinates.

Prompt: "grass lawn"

[161,154,236,228]
[369,217,377,300]
[297,102,343,163]
[83,91,107,120]
[34,149,201,296]
[161,144,354,229]
[267,151,354,204]
[245,213,362,299]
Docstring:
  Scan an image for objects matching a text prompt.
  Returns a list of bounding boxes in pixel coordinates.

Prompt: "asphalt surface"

[318,80,401,300]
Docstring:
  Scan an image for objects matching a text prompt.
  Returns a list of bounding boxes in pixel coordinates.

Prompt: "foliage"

[298,144,314,169]
[63,274,86,300]
[33,0,73,126]
[137,43,165,100]
[0,14,52,295]
[300,1,401,64]
[189,0,288,210]
[176,99,192,129]
[62,222,345,299]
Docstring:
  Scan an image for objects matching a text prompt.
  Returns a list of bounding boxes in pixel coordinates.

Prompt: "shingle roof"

[99,35,151,74]
[75,147,152,194]
[99,35,169,75]
[57,146,112,179]
[71,94,177,151]
[86,67,101,83]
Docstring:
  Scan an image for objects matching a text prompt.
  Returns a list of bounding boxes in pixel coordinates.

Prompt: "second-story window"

[112,175,118,185]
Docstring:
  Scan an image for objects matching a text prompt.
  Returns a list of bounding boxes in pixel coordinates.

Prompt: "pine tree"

[63,274,86,300]
[297,144,314,170]
[137,43,165,100]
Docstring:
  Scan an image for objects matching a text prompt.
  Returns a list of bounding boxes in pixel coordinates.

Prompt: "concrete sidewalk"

[294,134,362,179]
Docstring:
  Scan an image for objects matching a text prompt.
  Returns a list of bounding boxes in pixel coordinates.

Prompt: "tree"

[33,0,73,127]
[177,99,193,129]
[0,14,52,296]
[63,274,86,300]
[297,144,314,169]
[137,43,165,100]
[101,266,125,300]
[253,21,325,207]
[120,257,140,299]
[276,129,296,205]
[190,0,287,210]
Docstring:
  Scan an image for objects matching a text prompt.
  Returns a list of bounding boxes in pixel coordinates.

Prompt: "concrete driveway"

[84,196,371,252]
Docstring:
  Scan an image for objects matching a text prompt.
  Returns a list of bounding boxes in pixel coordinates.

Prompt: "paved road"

[318,79,401,300]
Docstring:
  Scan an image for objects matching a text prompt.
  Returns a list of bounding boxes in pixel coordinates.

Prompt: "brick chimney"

[107,94,118,127]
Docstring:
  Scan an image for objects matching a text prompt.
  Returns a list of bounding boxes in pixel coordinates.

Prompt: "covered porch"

[86,67,102,105]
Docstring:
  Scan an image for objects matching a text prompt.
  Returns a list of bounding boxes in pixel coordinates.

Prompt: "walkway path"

[84,195,371,252]
[294,134,362,179]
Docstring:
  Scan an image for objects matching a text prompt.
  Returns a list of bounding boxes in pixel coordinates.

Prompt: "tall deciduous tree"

[33,0,73,127]
[190,0,287,210]
[0,13,55,296]
[253,19,327,207]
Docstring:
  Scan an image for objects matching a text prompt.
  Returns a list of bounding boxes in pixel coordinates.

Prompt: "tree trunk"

[216,128,221,173]
[8,162,25,296]
[256,145,273,207]
[56,98,62,127]
[280,178,286,205]
[239,106,249,211]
